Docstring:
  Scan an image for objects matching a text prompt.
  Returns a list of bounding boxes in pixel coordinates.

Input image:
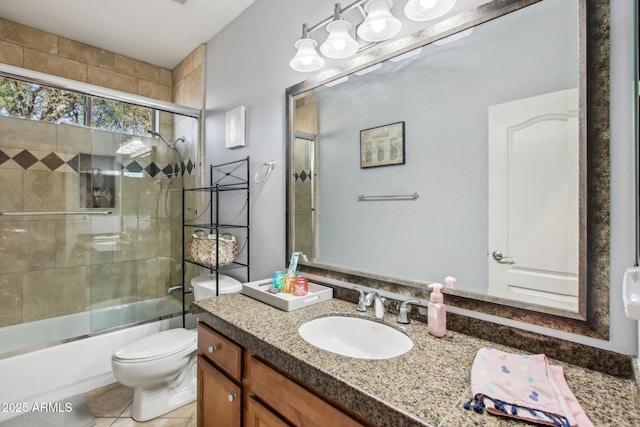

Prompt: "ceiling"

[0,0,256,70]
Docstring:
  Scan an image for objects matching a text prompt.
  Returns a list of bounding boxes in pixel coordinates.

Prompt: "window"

[0,76,154,135]
[0,77,86,124]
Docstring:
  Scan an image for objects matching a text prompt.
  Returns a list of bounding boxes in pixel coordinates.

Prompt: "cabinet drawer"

[198,322,242,381]
[249,357,364,427]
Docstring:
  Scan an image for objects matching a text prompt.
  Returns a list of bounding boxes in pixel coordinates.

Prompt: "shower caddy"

[181,157,250,323]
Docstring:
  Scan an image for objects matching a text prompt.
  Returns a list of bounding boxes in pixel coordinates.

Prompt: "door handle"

[492,251,513,263]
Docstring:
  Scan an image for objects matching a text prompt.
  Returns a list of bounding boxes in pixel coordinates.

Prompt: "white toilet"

[111,274,242,421]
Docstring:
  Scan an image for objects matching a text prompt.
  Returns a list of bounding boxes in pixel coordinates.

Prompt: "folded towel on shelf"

[464,347,593,427]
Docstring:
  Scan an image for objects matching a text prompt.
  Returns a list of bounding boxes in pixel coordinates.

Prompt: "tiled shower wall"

[0,18,204,329]
[0,114,196,327]
[0,18,173,101]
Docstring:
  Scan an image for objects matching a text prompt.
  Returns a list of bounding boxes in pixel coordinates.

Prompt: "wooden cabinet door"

[249,357,364,427]
[198,355,241,427]
[245,397,290,427]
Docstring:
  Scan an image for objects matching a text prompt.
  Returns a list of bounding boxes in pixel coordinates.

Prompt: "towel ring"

[254,161,276,184]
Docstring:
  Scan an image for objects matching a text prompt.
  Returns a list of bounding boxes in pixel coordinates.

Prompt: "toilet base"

[130,356,197,421]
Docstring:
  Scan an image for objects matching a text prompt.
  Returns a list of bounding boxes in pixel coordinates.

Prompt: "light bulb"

[290,37,325,72]
[332,39,346,51]
[320,19,359,59]
[357,0,401,43]
[370,19,387,33]
[405,0,456,22]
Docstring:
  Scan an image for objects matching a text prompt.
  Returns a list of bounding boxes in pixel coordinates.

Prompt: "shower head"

[147,129,171,148]
[147,129,184,149]
[147,130,185,221]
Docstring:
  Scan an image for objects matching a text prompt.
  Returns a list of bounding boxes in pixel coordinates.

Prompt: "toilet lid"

[113,328,196,362]
[191,274,242,295]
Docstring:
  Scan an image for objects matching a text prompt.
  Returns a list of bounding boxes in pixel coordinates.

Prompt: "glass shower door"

[88,110,199,332]
[0,74,199,356]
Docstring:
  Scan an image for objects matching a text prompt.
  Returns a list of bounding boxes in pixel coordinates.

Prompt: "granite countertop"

[193,294,638,426]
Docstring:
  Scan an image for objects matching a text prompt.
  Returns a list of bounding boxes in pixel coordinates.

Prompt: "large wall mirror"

[286,0,610,338]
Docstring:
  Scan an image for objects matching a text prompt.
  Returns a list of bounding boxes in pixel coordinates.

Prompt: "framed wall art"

[360,121,405,168]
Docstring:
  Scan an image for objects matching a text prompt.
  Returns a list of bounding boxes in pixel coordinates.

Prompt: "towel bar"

[357,193,419,201]
[0,211,113,216]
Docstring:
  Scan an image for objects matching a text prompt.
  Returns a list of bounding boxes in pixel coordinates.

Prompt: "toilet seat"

[113,329,196,363]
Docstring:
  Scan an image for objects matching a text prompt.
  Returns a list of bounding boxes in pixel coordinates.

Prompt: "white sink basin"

[298,316,413,360]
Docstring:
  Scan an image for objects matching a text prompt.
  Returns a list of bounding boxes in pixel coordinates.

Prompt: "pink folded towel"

[464,347,593,427]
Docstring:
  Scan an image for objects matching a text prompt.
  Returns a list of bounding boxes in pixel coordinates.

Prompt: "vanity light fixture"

[354,63,382,75]
[357,0,402,42]
[389,47,423,62]
[289,0,459,72]
[116,137,151,158]
[404,0,456,22]
[324,76,350,87]
[320,4,360,59]
[432,27,473,45]
[289,24,326,72]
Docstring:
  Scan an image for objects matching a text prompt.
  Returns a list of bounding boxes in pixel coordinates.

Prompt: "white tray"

[242,278,333,312]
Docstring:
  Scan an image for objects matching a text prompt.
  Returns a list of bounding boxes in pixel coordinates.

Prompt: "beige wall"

[0,18,172,101]
[0,17,206,108]
[172,44,205,109]
[171,46,205,300]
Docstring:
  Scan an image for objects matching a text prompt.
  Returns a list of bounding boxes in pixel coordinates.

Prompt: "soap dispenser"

[427,283,446,337]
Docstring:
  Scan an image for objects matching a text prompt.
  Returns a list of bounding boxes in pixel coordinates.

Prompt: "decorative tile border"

[293,169,311,182]
[0,147,194,177]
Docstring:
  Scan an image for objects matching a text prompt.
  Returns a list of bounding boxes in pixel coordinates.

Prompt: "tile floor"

[83,383,196,427]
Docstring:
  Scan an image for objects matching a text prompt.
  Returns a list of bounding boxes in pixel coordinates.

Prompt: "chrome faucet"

[167,284,183,295]
[365,291,386,319]
[354,286,368,312]
[397,299,421,324]
[353,287,386,319]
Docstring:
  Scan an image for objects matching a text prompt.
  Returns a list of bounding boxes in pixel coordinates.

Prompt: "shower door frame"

[0,63,201,357]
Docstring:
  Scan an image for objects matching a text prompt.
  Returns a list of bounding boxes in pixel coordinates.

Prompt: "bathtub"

[0,297,193,422]
[0,296,184,355]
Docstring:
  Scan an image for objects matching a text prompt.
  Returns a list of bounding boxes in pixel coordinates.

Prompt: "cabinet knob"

[227,393,238,402]
[207,345,218,354]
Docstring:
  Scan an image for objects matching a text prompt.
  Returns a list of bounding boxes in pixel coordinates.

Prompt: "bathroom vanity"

[197,321,367,426]
[194,294,638,426]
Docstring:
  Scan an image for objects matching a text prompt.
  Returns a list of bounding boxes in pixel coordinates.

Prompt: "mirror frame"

[286,0,609,339]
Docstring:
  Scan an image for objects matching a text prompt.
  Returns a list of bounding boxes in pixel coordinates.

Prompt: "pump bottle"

[427,283,446,337]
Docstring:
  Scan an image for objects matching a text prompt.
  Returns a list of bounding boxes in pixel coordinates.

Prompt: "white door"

[487,89,579,311]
